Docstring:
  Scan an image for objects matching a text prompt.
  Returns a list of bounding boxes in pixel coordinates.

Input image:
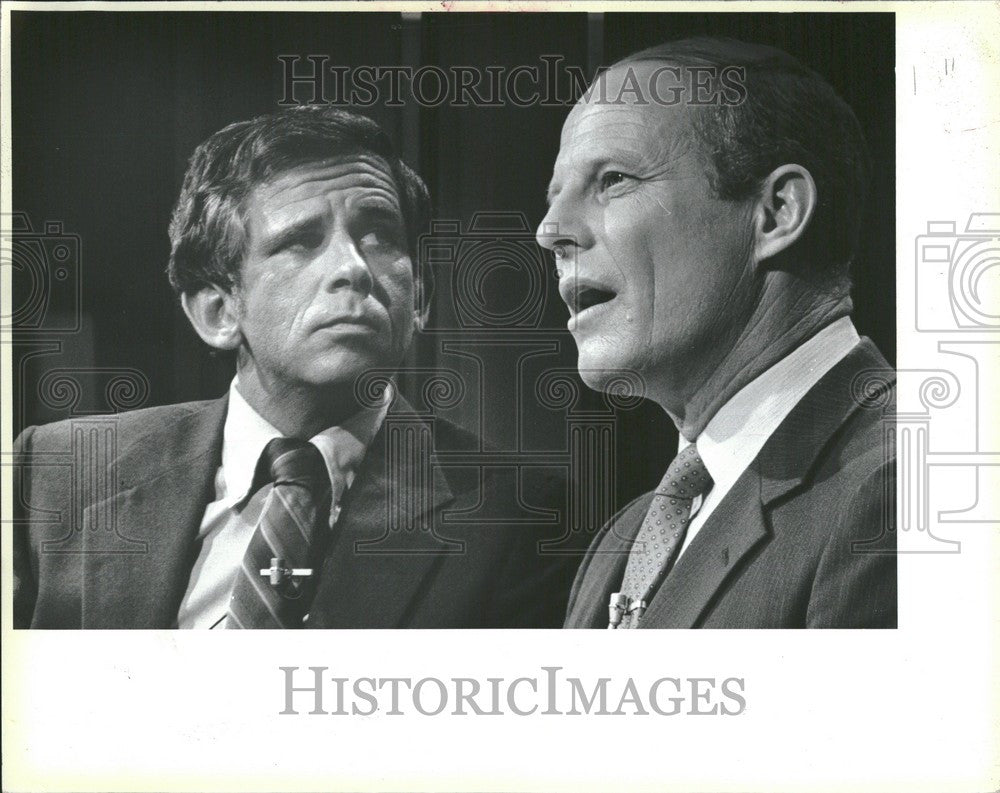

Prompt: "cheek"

[388,266,415,304]
[381,262,416,329]
[603,206,673,333]
[241,281,306,350]
[655,200,751,285]
[601,205,653,285]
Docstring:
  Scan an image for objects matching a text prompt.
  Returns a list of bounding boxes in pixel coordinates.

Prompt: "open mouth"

[563,282,617,316]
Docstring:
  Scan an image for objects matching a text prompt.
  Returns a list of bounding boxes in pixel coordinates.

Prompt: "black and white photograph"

[1,2,997,791]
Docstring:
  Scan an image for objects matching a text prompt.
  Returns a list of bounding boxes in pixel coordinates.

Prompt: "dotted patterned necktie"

[226,438,332,629]
[612,444,713,629]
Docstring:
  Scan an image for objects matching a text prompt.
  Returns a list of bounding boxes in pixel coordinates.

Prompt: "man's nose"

[321,230,374,296]
[535,196,589,262]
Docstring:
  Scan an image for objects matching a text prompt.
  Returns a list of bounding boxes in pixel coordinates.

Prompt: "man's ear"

[752,164,818,265]
[181,285,243,351]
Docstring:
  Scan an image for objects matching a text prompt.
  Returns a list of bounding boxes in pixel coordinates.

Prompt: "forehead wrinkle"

[256,155,402,209]
[245,159,406,247]
[561,104,646,144]
[557,107,695,184]
[344,187,403,216]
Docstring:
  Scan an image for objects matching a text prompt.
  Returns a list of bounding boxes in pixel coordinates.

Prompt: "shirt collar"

[679,317,860,494]
[219,378,392,508]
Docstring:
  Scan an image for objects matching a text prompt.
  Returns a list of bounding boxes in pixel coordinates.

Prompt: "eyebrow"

[544,155,617,207]
[353,199,404,221]
[259,211,327,253]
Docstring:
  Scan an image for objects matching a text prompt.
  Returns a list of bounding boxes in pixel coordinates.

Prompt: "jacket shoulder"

[427,414,480,452]
[813,379,895,487]
[17,400,220,453]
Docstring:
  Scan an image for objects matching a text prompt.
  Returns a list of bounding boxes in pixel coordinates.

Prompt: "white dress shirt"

[676,317,861,558]
[175,380,391,629]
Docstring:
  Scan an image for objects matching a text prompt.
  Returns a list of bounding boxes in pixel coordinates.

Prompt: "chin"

[575,343,641,393]
[301,354,384,390]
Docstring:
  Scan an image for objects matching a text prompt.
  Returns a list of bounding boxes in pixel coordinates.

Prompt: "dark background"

[10,11,895,513]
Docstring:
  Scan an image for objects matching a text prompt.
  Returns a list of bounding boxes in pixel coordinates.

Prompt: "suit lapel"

[82,398,227,628]
[567,495,653,628]
[640,338,894,628]
[640,471,768,628]
[307,397,458,628]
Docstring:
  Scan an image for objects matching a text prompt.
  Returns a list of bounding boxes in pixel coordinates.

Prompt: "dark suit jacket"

[14,394,576,629]
[565,339,897,629]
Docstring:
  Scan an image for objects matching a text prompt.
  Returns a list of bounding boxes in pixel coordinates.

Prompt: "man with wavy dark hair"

[537,38,896,629]
[15,105,573,629]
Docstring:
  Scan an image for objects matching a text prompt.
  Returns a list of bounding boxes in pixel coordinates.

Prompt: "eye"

[269,229,324,256]
[359,226,404,252]
[599,171,629,191]
[354,207,407,252]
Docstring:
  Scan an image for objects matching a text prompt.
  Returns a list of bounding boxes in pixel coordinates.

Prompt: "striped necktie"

[226,437,332,629]
[610,444,713,629]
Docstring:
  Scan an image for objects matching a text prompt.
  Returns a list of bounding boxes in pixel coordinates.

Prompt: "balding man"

[537,38,896,629]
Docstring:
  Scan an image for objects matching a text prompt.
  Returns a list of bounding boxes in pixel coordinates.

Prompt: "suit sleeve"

[806,460,897,628]
[13,426,38,628]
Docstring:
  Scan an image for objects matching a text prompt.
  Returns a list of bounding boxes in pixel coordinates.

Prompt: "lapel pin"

[608,592,629,629]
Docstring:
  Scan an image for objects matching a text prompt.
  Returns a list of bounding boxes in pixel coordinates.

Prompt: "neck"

[655,277,852,441]
[235,363,364,439]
